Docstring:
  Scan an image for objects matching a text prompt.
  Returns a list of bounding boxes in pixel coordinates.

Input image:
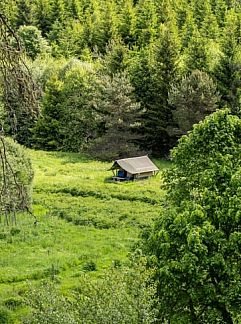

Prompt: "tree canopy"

[1,0,241,158]
[140,109,241,323]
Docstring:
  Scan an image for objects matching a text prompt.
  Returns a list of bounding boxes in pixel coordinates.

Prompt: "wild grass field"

[0,150,169,322]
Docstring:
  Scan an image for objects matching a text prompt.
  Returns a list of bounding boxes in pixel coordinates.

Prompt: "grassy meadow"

[0,150,169,322]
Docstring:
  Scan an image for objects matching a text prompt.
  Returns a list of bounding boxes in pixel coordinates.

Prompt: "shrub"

[4,296,24,309]
[24,260,158,324]
[10,227,21,236]
[82,261,97,272]
[0,307,13,324]
[0,137,34,216]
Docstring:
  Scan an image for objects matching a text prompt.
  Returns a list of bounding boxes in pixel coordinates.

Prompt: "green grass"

[0,150,170,322]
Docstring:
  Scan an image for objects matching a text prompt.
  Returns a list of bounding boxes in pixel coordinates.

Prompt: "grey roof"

[110,156,159,174]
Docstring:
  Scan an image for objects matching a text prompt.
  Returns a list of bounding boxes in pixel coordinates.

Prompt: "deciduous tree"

[141,109,241,323]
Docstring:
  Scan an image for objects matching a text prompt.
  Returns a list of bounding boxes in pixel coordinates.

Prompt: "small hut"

[110,156,159,181]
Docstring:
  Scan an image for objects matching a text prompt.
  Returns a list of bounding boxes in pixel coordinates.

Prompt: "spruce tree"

[214,9,241,113]
[141,24,180,156]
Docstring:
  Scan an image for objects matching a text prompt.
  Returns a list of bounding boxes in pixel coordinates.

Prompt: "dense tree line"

[1,0,241,159]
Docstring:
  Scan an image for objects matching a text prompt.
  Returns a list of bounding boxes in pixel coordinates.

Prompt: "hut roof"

[110,156,159,175]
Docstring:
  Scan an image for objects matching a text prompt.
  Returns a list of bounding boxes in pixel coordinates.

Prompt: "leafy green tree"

[0,137,33,224]
[32,59,99,152]
[168,70,220,135]
[18,25,51,60]
[141,109,241,323]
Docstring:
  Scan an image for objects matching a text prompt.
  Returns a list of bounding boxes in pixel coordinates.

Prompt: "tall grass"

[0,150,170,321]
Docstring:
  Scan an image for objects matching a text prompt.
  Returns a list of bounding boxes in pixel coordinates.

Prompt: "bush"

[0,137,34,215]
[24,260,158,324]
[4,296,24,309]
[82,261,97,272]
[10,227,21,236]
[0,307,13,324]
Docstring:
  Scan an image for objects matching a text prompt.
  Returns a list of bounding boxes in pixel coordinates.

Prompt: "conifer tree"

[88,73,142,160]
[134,0,158,47]
[214,9,241,112]
[168,70,220,136]
[184,27,209,72]
[181,9,196,48]
[15,0,33,27]
[119,0,136,45]
[49,0,66,24]
[130,23,180,156]
[33,0,52,35]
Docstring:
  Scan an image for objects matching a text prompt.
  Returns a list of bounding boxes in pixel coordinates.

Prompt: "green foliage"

[213,9,241,112]
[184,28,210,72]
[3,0,241,155]
[88,72,143,160]
[24,261,157,324]
[82,260,97,272]
[0,307,13,324]
[141,109,241,323]
[32,59,100,152]
[0,149,167,322]
[15,0,34,27]
[168,69,220,135]
[48,19,85,58]
[137,23,180,155]
[18,25,51,60]
[0,137,34,214]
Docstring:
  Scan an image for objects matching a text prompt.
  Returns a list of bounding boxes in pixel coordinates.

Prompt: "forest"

[1,0,241,323]
[1,0,241,158]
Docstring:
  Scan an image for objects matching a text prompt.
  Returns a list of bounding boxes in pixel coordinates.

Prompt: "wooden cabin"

[110,156,159,181]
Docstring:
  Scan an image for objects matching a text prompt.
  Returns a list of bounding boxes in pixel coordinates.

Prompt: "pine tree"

[184,27,210,72]
[33,0,52,35]
[181,9,196,48]
[49,0,66,24]
[134,0,158,47]
[119,0,136,45]
[100,39,129,75]
[15,0,33,27]
[213,9,241,112]
[130,23,181,156]
[88,73,142,160]
[168,70,220,136]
